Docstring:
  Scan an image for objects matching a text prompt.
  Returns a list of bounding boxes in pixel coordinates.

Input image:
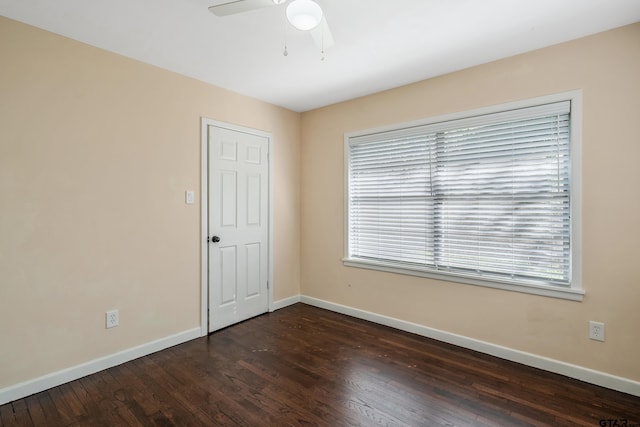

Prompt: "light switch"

[185,190,195,205]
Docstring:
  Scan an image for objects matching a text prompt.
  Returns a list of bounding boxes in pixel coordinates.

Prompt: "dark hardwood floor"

[2,303,639,426]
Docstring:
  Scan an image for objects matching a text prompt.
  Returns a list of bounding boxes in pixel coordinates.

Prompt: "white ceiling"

[1,0,639,112]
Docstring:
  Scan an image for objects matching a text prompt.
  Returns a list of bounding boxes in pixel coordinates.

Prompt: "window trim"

[343,91,583,301]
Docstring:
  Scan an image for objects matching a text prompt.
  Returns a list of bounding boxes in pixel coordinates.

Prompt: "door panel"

[246,174,261,225]
[245,243,261,297]
[208,125,269,332]
[220,171,237,227]
[219,246,237,305]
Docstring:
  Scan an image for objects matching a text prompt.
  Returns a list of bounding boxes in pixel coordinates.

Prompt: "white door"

[208,125,269,332]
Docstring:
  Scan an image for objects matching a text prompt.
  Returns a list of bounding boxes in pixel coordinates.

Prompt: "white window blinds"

[347,101,572,287]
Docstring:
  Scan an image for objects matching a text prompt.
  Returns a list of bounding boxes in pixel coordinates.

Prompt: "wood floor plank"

[32,391,65,427]
[109,362,184,425]
[77,369,125,426]
[2,303,640,426]
[8,400,32,427]
[0,402,18,427]
[46,386,77,426]
[127,357,215,426]
[22,395,45,426]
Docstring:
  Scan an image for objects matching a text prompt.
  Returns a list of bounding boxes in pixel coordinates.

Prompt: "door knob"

[211,236,220,243]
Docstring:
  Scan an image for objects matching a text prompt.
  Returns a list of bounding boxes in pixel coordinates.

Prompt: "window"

[344,92,583,300]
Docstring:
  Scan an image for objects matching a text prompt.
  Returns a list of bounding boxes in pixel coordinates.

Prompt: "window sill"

[342,258,584,302]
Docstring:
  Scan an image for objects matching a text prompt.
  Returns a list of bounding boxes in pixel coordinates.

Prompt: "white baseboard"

[300,295,640,397]
[271,295,301,311]
[0,327,201,406]
[4,298,637,406]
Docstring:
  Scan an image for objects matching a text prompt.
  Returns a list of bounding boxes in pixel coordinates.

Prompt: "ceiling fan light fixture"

[286,0,323,31]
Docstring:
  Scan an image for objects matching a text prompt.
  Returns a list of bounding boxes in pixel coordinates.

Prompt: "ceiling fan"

[208,0,335,51]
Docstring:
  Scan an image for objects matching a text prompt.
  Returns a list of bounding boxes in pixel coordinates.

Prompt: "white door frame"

[200,117,274,336]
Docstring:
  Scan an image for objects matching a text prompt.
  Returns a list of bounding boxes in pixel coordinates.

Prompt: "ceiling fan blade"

[309,16,334,50]
[208,0,276,16]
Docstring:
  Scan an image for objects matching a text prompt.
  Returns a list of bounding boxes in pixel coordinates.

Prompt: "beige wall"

[301,23,640,381]
[0,16,301,388]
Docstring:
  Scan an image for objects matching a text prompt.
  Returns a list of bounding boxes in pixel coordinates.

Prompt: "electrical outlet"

[106,309,119,329]
[589,321,605,342]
